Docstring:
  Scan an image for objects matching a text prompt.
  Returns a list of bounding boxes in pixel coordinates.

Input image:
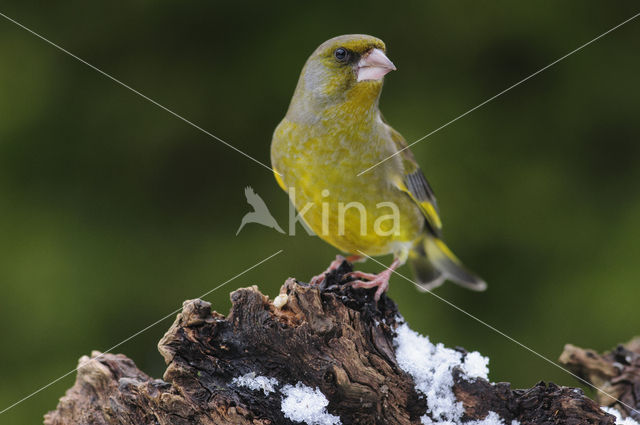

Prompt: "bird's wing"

[244,186,269,213]
[385,122,443,236]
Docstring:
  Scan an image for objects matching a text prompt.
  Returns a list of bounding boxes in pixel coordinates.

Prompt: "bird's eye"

[334,47,348,62]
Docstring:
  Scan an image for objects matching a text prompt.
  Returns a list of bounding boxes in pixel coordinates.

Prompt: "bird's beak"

[356,48,396,82]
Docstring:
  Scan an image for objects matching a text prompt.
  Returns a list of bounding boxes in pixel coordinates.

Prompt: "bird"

[270,34,486,300]
[236,186,285,235]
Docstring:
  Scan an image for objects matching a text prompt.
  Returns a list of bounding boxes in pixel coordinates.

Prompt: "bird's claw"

[309,273,326,286]
[309,255,346,286]
[311,255,395,301]
[345,270,378,281]
[349,269,392,301]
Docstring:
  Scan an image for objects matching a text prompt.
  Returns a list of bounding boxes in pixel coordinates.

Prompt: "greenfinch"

[271,34,485,300]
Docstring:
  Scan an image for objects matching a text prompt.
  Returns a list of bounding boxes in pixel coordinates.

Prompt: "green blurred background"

[1,1,639,423]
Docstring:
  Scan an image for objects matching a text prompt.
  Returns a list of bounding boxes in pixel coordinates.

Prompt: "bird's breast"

[271,119,423,254]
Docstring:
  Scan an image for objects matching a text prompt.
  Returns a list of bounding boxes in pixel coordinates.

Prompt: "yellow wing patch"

[395,178,442,234]
[422,201,442,230]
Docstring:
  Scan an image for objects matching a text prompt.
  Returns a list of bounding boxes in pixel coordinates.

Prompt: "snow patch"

[602,407,640,425]
[461,351,490,380]
[395,323,516,425]
[231,373,341,424]
[232,372,278,395]
[281,382,342,425]
[463,411,520,425]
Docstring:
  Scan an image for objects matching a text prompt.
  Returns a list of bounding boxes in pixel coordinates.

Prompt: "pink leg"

[345,254,364,263]
[310,255,346,285]
[347,258,401,301]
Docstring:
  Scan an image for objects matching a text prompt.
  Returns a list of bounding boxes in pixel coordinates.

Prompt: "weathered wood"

[45,262,624,424]
[560,337,640,422]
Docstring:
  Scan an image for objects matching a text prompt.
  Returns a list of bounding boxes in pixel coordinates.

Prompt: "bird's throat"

[326,81,383,123]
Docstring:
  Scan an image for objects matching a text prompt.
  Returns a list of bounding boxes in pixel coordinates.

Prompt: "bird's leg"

[309,255,347,285]
[345,254,364,263]
[347,258,401,301]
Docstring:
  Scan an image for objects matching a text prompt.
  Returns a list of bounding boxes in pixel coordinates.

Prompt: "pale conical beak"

[356,48,396,82]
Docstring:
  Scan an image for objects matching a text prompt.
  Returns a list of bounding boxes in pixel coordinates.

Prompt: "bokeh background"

[1,1,639,423]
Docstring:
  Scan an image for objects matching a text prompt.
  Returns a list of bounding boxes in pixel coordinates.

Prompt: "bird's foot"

[309,255,346,286]
[347,271,391,301]
[346,258,401,301]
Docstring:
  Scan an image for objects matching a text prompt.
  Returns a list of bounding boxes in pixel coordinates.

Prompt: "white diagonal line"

[0,249,283,416]
[0,11,281,176]
[358,251,640,415]
[358,11,640,176]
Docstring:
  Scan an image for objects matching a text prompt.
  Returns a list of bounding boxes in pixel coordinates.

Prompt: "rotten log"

[560,337,640,422]
[44,262,635,424]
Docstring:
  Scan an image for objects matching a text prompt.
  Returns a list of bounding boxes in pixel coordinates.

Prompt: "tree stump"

[44,262,634,424]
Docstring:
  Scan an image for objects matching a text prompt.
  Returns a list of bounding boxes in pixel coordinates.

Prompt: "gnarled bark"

[45,262,631,424]
[560,337,640,422]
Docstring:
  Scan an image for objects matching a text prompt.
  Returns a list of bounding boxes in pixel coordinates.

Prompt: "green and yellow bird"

[271,34,486,300]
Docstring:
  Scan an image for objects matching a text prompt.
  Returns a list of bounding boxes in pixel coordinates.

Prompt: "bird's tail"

[408,234,487,292]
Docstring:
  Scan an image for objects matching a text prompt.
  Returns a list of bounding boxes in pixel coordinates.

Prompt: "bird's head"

[289,35,396,118]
